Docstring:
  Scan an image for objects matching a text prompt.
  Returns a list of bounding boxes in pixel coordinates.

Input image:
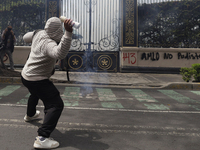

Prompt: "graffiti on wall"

[141,52,160,61]
[123,52,137,65]
[178,52,200,60]
[122,51,200,66]
[141,52,200,61]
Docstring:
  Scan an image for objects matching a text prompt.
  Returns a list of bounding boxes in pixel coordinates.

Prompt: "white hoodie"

[22,17,72,81]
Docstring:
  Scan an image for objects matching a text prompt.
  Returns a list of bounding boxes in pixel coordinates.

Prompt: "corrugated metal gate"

[60,0,121,72]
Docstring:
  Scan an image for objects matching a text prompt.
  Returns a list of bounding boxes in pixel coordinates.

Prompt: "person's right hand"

[64,19,73,33]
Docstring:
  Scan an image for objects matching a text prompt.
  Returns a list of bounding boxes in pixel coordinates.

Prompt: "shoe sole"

[24,111,40,122]
[24,116,39,122]
[34,143,59,149]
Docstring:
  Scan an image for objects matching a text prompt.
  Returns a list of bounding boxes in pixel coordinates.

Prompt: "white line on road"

[0,118,199,132]
[1,103,200,114]
[0,122,200,137]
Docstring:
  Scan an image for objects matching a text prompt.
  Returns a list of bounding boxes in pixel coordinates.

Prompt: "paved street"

[1,84,200,150]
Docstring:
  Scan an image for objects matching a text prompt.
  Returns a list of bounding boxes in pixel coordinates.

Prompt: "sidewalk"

[50,71,200,90]
[1,69,200,90]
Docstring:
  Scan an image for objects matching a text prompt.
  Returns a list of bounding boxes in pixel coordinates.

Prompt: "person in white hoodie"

[21,17,73,149]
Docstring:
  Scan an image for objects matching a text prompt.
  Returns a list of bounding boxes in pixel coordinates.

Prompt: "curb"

[162,82,200,90]
[0,77,22,84]
[50,78,133,86]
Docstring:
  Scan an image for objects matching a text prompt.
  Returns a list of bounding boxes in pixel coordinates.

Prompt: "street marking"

[101,102,124,109]
[1,118,200,131]
[96,88,117,101]
[126,89,158,102]
[189,105,200,111]
[17,93,30,104]
[96,88,124,108]
[144,104,169,110]
[0,86,200,112]
[117,97,134,100]
[61,87,80,106]
[126,89,170,110]
[85,93,97,99]
[17,99,28,105]
[0,85,21,97]
[191,91,200,96]
[0,119,200,137]
[159,90,200,111]
[158,90,198,104]
[1,103,200,114]
[189,91,200,110]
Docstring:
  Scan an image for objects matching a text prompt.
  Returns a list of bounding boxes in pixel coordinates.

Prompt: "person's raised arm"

[46,18,73,60]
[23,32,34,43]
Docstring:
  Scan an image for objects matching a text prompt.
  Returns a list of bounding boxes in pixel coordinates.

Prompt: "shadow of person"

[25,119,43,127]
[26,121,109,150]
[52,129,110,150]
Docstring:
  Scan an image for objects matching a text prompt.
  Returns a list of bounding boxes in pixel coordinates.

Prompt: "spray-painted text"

[141,52,160,61]
[140,52,200,61]
[123,52,137,65]
[178,52,200,60]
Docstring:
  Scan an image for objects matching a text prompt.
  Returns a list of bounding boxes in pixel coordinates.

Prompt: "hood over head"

[44,17,63,43]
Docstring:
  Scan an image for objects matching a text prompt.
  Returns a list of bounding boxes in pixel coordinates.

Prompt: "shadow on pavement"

[53,129,110,150]
[28,121,110,150]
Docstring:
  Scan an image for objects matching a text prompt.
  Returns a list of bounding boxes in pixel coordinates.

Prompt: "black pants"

[21,76,64,138]
[0,48,14,70]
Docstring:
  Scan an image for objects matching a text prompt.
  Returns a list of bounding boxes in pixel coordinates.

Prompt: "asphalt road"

[0,84,200,150]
